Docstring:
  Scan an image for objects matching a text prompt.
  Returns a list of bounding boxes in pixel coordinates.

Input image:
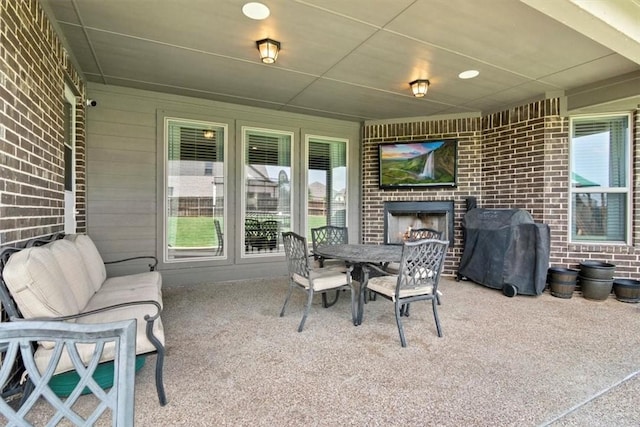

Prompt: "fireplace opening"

[384,201,454,246]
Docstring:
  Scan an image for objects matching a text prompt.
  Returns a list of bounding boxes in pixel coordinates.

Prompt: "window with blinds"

[307,136,347,237]
[165,118,226,261]
[242,127,292,257]
[570,114,630,243]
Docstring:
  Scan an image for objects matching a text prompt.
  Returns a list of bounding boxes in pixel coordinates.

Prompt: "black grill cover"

[458,209,550,296]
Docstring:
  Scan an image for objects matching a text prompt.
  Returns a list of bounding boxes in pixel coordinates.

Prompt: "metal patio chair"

[280,231,356,332]
[0,319,137,426]
[384,228,444,310]
[366,239,449,347]
[310,226,349,308]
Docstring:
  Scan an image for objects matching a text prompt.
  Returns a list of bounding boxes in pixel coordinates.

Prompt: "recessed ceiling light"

[459,70,479,79]
[242,2,270,20]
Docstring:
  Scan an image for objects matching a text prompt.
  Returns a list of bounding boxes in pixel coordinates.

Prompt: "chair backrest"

[0,319,137,426]
[408,227,442,241]
[282,232,310,279]
[214,219,223,254]
[310,226,348,253]
[396,239,449,295]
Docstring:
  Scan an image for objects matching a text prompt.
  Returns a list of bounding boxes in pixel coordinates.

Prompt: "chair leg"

[432,298,443,337]
[280,282,295,317]
[298,289,314,332]
[145,319,168,405]
[349,286,357,326]
[322,289,340,308]
[395,301,407,347]
[400,303,411,317]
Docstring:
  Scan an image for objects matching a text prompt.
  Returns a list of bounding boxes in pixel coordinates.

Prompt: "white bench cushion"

[3,245,80,318]
[49,239,95,309]
[64,234,106,293]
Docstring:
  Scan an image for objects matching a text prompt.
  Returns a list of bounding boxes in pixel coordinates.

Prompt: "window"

[165,118,226,261]
[242,127,292,257]
[570,114,631,244]
[306,136,347,237]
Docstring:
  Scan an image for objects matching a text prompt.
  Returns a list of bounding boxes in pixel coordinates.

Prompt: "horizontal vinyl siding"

[85,83,360,285]
[86,89,158,274]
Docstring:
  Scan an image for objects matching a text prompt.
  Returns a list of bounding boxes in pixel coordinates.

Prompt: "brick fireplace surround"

[362,100,640,278]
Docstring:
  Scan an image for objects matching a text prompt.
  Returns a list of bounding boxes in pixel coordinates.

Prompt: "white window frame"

[63,85,76,234]
[240,126,294,259]
[568,112,632,245]
[162,117,228,263]
[303,134,349,236]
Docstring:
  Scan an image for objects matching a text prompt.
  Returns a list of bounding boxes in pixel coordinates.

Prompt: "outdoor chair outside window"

[366,239,449,347]
[280,231,356,332]
[310,225,349,308]
[214,218,223,256]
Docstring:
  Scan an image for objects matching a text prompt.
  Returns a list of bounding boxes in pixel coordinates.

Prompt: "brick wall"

[362,117,483,275]
[363,101,640,279]
[0,0,85,246]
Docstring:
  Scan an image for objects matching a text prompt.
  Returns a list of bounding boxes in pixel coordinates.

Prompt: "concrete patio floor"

[12,276,640,426]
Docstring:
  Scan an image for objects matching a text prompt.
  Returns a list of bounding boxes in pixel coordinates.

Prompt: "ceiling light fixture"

[256,38,280,64]
[409,79,430,97]
[458,69,479,79]
[242,2,270,20]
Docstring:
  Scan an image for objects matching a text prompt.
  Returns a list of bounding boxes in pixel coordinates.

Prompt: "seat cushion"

[90,272,163,309]
[293,270,351,292]
[368,275,433,301]
[34,314,164,375]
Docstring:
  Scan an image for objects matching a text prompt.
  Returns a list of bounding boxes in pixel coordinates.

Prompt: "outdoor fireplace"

[384,201,454,246]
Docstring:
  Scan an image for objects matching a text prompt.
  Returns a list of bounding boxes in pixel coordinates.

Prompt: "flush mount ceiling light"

[242,2,270,20]
[256,38,280,64]
[458,69,480,79]
[409,79,430,97]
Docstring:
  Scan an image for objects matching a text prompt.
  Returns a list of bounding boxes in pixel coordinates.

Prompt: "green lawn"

[168,217,219,247]
[168,215,327,247]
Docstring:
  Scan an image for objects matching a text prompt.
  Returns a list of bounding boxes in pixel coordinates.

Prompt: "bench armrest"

[24,300,162,323]
[105,256,158,271]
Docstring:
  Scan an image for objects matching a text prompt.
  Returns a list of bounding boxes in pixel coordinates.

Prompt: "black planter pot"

[579,261,615,280]
[612,279,640,303]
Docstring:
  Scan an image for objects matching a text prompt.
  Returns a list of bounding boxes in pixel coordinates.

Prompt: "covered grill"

[457,208,550,297]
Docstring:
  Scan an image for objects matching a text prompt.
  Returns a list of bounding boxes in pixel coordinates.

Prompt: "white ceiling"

[42,0,640,122]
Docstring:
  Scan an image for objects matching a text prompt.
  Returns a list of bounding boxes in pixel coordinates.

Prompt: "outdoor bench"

[0,233,167,405]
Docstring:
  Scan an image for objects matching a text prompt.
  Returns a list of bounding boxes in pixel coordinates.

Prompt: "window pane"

[571,116,628,188]
[243,128,291,256]
[166,120,225,260]
[307,138,347,237]
[572,192,626,241]
[570,114,629,243]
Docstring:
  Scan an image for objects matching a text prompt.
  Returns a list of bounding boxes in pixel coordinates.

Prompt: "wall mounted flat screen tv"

[378,139,458,188]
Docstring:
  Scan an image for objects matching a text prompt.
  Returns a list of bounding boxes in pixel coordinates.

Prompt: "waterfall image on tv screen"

[378,139,457,188]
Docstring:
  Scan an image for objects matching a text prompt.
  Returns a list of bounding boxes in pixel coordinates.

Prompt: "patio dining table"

[313,243,403,325]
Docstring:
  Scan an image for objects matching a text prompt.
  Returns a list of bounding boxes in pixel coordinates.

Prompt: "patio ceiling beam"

[521,0,640,65]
